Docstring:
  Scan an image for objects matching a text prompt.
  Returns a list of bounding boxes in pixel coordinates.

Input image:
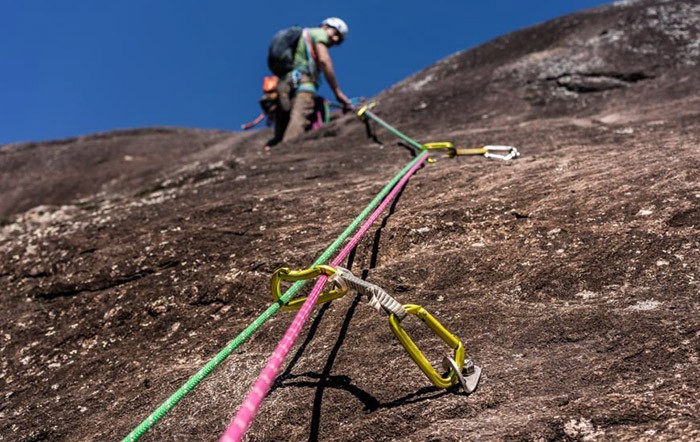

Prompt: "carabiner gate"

[422,142,455,151]
[421,142,455,163]
[270,265,348,311]
[389,304,467,389]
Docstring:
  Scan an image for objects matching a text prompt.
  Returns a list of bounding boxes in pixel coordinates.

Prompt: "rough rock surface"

[1,1,699,440]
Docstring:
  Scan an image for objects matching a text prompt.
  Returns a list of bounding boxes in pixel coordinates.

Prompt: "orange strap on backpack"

[263,76,278,93]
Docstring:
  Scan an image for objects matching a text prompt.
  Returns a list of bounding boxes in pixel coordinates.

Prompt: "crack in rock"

[548,72,654,93]
[32,260,179,300]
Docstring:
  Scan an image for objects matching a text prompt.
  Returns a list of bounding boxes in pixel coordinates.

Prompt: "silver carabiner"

[482,145,520,161]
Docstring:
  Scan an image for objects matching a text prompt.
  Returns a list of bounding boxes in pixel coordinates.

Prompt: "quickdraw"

[274,265,482,393]
[270,265,348,311]
[357,102,520,163]
[423,142,520,161]
[129,98,500,442]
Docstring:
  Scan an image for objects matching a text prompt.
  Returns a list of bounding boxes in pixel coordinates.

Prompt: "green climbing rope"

[122,150,429,441]
[357,105,424,152]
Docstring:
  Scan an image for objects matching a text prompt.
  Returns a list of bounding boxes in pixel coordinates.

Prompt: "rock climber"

[264,17,352,150]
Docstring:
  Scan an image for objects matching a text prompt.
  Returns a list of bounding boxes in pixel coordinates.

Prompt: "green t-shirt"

[293,27,329,77]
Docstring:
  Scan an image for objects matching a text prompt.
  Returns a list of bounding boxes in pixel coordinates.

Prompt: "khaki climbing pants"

[281,90,316,142]
[267,74,317,147]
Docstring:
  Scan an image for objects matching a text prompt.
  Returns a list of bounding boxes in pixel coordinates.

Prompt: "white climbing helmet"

[321,17,349,40]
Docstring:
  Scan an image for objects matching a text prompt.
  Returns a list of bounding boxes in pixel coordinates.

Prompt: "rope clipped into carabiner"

[270,265,347,311]
[219,152,429,442]
[265,263,482,393]
[125,100,506,442]
[357,103,520,162]
[271,264,407,319]
[122,153,428,442]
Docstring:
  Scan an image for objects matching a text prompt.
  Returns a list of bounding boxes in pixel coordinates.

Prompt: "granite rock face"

[1,0,699,440]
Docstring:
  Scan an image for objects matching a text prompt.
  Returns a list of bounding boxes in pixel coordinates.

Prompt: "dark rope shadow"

[279,373,462,413]
[397,141,419,158]
[361,113,422,159]
[363,119,383,146]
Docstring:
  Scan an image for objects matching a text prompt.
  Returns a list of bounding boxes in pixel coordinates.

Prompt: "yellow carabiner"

[270,265,347,311]
[388,304,466,389]
[421,142,455,163]
[421,142,454,151]
[356,101,377,120]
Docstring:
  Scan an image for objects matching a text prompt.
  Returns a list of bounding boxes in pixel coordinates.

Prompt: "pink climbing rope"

[219,153,428,442]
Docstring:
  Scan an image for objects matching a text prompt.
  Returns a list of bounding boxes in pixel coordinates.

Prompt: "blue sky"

[1,1,615,145]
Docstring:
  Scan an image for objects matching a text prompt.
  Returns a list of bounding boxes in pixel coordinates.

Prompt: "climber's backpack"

[267,26,303,77]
